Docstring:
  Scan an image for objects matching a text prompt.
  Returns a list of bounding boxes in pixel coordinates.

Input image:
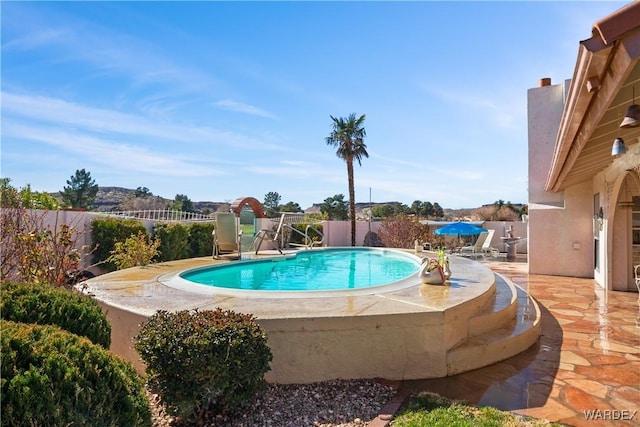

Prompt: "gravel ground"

[148,379,398,427]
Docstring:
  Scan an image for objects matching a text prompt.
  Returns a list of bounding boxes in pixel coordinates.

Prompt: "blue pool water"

[180,248,420,291]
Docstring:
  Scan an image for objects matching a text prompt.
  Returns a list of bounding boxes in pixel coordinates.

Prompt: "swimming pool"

[171,248,421,295]
[86,253,541,384]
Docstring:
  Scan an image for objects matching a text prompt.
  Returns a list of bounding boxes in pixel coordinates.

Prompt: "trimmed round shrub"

[134,309,272,421]
[1,320,151,427]
[1,282,111,348]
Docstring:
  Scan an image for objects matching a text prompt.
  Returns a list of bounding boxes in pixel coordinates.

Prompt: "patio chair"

[459,232,489,258]
[480,229,500,257]
[212,212,242,259]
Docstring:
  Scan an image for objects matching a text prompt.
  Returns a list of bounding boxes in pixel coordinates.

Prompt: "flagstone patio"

[400,260,640,427]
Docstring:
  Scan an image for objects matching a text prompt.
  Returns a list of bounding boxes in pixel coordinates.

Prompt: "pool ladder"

[250,214,324,254]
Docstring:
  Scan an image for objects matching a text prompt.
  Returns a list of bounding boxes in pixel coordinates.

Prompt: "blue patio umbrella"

[434,221,487,236]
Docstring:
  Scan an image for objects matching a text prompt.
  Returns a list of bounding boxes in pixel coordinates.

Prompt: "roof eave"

[545,2,640,193]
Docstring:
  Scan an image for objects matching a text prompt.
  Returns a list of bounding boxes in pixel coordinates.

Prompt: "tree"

[371,204,394,219]
[411,200,423,220]
[134,187,152,197]
[325,113,368,246]
[280,201,302,213]
[320,194,349,220]
[371,202,407,219]
[60,169,98,209]
[422,201,434,219]
[172,194,194,212]
[1,178,59,209]
[263,191,282,217]
[432,202,444,219]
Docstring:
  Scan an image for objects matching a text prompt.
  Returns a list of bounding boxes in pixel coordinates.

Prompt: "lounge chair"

[459,232,489,258]
[212,212,242,259]
[480,229,499,257]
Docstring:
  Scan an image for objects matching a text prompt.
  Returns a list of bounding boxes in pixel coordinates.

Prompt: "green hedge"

[134,309,272,421]
[92,218,149,272]
[1,320,151,427]
[92,218,217,269]
[154,222,215,261]
[1,282,111,348]
[187,222,215,258]
[154,222,190,262]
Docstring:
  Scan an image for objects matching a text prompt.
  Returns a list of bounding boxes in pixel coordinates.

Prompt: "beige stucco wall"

[527,81,567,207]
[527,80,595,278]
[99,301,147,375]
[253,218,383,249]
[527,77,640,285]
[528,182,594,277]
[259,312,450,382]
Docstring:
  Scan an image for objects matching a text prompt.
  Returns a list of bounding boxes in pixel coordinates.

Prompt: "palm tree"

[326,113,368,246]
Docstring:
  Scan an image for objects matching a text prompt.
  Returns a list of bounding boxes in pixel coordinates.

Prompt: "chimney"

[539,78,552,87]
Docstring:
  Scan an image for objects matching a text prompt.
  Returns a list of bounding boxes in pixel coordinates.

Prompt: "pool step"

[468,274,518,337]
[447,274,541,376]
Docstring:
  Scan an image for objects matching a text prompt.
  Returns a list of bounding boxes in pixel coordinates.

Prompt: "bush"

[1,207,90,288]
[91,218,148,272]
[377,214,432,248]
[154,222,190,262]
[1,282,111,348]
[187,222,215,257]
[1,320,151,427]
[108,231,160,270]
[134,309,272,421]
[289,223,324,246]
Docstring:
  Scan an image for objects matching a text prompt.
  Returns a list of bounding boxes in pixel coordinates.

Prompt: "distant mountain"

[88,187,228,213]
[91,187,138,211]
[62,186,481,218]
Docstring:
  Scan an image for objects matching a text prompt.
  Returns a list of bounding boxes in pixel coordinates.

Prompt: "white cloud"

[3,119,224,177]
[214,99,278,119]
[1,92,280,150]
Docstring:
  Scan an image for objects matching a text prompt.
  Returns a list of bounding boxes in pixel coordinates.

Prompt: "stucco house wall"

[527,80,595,278]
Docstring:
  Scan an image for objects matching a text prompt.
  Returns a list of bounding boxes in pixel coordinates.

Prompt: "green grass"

[240,224,255,235]
[240,224,256,250]
[391,392,565,427]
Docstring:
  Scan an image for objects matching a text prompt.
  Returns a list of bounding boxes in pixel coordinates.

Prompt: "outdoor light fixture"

[612,111,627,156]
[593,207,604,231]
[620,85,639,128]
[612,137,627,156]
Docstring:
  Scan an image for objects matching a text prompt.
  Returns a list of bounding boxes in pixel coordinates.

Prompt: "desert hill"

[84,186,479,220]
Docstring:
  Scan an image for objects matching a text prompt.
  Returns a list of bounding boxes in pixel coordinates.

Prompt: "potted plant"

[419,248,451,285]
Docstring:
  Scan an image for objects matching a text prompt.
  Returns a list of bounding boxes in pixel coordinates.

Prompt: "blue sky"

[1,1,628,210]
